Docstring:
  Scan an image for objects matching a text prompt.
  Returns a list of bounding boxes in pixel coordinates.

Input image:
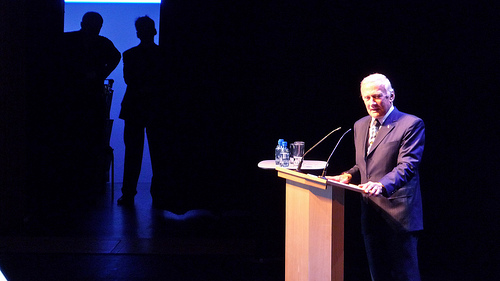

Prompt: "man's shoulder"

[392,109,423,123]
[64,30,79,36]
[96,34,116,45]
[63,30,82,41]
[123,46,139,55]
[385,110,425,133]
[123,45,146,59]
[124,44,160,54]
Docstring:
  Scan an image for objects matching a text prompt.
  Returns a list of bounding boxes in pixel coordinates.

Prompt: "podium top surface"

[276,166,365,193]
[258,160,327,170]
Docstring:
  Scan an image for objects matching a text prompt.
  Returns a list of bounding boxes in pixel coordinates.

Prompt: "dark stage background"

[1,0,498,279]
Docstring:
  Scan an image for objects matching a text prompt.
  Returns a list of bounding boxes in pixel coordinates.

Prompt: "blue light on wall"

[65,1,161,3]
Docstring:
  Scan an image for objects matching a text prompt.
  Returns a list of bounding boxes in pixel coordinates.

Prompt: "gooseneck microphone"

[321,128,352,177]
[296,127,341,172]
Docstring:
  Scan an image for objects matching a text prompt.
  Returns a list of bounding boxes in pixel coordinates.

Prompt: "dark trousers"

[121,119,172,201]
[65,95,107,198]
[363,225,421,281]
[121,120,149,197]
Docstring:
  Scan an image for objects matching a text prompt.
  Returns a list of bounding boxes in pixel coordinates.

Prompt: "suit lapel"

[369,123,394,154]
[367,108,401,156]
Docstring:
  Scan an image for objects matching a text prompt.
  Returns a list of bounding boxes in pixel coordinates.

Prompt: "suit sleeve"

[379,118,425,195]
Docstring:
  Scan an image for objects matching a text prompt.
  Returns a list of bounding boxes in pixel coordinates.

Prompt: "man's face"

[360,82,393,118]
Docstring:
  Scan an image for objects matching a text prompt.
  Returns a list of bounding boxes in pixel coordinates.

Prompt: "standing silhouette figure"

[61,11,121,203]
[117,16,171,209]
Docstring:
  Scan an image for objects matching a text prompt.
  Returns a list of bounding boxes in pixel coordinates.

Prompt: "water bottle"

[275,139,284,165]
[281,141,290,167]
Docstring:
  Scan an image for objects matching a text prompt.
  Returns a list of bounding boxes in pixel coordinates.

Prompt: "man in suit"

[117,16,168,208]
[61,11,121,200]
[329,73,425,281]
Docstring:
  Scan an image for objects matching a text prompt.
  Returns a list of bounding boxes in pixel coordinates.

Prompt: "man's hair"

[82,11,103,27]
[135,15,156,35]
[361,73,395,95]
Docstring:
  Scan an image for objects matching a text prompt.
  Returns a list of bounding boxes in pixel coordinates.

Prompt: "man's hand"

[359,181,385,196]
[326,173,352,184]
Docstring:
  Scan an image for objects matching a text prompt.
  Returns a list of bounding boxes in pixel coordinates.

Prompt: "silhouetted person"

[61,12,120,203]
[117,16,171,209]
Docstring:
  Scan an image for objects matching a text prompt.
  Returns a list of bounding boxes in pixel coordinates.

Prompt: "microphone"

[320,128,352,177]
[296,127,341,172]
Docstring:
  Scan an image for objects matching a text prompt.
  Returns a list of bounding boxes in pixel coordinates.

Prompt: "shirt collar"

[372,105,394,126]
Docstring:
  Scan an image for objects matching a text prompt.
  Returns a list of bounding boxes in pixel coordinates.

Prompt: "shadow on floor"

[0,183,479,280]
[0,183,284,281]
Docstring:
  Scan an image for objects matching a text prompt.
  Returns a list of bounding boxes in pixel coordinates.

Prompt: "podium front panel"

[277,167,345,281]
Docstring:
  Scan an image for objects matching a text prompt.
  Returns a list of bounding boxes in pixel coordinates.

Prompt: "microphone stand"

[321,128,352,177]
[296,127,341,172]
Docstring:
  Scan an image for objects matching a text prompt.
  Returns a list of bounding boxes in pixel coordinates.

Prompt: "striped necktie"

[367,119,381,153]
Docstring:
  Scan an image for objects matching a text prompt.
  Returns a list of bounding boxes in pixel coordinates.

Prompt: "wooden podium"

[276,167,363,281]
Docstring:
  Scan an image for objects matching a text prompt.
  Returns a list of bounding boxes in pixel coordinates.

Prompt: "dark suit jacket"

[346,107,425,233]
[62,30,121,93]
[119,43,164,124]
